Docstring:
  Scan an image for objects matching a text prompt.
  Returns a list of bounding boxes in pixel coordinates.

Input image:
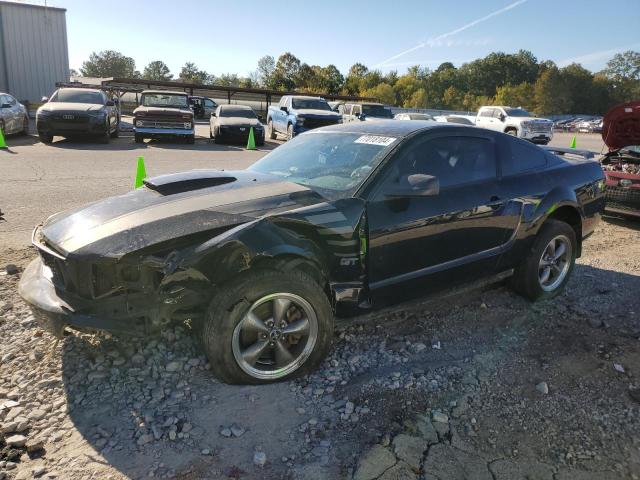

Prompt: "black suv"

[36,88,119,144]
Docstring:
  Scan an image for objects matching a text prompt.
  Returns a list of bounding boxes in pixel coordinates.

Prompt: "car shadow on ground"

[40,136,279,153]
[1,133,39,148]
[56,263,640,479]
[603,214,640,231]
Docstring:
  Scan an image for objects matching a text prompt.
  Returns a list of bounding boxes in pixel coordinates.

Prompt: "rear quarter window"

[500,136,547,176]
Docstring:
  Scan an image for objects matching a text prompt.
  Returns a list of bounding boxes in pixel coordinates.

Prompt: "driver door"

[365,130,519,301]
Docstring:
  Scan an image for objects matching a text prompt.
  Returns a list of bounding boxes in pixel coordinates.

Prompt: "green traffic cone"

[134,156,147,188]
[0,128,7,149]
[246,127,256,150]
[569,136,576,149]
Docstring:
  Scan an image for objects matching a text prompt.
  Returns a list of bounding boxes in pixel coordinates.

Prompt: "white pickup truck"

[475,106,554,145]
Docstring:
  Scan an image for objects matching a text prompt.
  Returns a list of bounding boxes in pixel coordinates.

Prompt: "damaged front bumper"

[18,257,143,337]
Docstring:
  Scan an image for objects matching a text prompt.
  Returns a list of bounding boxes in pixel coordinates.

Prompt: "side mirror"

[280,106,288,113]
[0,103,11,109]
[498,113,506,122]
[106,100,115,107]
[211,111,217,117]
[385,174,440,197]
[360,113,366,121]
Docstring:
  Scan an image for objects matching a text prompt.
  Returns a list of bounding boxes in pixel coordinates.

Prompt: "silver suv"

[0,92,29,136]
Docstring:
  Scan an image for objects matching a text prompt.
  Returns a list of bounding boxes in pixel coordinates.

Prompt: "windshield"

[362,105,393,118]
[220,108,257,119]
[52,90,104,104]
[142,93,189,109]
[291,98,331,111]
[504,108,532,117]
[249,132,397,196]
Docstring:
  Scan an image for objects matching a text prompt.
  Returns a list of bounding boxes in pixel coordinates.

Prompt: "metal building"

[0,1,69,103]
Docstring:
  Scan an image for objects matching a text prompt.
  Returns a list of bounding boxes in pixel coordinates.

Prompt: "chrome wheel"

[232,293,318,380]
[538,234,572,292]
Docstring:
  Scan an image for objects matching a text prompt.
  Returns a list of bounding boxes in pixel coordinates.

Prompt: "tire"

[110,123,119,138]
[39,133,53,144]
[134,134,144,144]
[287,123,294,141]
[201,269,334,384]
[510,219,577,301]
[267,120,276,140]
[100,130,110,144]
[505,128,517,136]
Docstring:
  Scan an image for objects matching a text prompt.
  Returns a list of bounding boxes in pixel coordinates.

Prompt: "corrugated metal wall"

[0,2,69,102]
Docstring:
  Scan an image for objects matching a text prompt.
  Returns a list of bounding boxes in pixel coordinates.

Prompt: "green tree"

[442,86,464,110]
[80,50,137,78]
[256,55,276,89]
[179,62,209,84]
[493,82,535,111]
[602,51,640,103]
[143,61,172,81]
[343,63,369,95]
[361,83,396,105]
[534,67,571,115]
[406,88,428,108]
[272,52,301,90]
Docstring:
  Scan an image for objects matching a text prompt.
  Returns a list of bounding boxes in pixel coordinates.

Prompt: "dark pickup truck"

[134,90,195,144]
[19,121,604,384]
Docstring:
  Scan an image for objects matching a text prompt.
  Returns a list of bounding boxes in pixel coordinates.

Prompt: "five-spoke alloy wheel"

[201,269,333,384]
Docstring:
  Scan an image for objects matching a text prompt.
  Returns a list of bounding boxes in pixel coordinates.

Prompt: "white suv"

[475,106,553,145]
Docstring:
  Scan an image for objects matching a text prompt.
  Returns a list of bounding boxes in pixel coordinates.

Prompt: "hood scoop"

[144,170,236,195]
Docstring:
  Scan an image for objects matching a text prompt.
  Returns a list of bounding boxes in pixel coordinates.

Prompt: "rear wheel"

[201,269,333,384]
[267,120,276,140]
[510,219,576,301]
[38,133,53,144]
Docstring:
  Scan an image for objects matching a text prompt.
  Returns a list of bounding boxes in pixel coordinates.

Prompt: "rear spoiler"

[541,146,596,160]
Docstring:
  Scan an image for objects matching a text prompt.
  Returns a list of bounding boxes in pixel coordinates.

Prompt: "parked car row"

[554,117,603,133]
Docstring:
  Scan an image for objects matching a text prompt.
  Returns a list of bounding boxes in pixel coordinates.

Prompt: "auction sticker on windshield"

[354,135,397,146]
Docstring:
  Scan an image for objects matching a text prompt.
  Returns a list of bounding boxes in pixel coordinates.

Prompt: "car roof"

[315,120,456,137]
[57,87,102,94]
[288,95,323,100]
[141,90,188,96]
[219,104,251,110]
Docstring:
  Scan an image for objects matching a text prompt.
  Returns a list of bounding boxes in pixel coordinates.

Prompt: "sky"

[29,0,640,77]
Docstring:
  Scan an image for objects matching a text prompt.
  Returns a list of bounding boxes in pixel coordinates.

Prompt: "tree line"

[75,49,640,115]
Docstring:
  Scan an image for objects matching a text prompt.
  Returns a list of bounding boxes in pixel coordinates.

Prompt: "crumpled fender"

[168,217,332,287]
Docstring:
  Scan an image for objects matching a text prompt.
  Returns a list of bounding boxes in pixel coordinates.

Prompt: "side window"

[492,109,503,119]
[205,99,214,108]
[0,95,7,105]
[500,136,547,176]
[480,109,493,118]
[376,135,497,195]
[7,95,16,106]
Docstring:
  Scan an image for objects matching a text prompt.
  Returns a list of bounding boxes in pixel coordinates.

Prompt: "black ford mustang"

[19,121,605,384]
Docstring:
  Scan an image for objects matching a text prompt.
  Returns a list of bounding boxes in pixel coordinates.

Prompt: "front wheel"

[201,269,334,384]
[21,116,29,135]
[510,219,577,301]
[287,123,294,141]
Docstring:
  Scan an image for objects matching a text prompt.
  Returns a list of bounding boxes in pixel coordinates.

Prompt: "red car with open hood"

[600,101,640,218]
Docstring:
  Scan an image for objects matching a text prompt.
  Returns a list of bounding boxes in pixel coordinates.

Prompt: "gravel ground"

[1,216,639,480]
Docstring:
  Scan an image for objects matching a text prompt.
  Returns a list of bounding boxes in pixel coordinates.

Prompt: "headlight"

[37,110,51,117]
[89,110,106,118]
[184,122,192,129]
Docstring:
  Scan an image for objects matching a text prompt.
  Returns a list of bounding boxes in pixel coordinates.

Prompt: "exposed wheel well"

[546,206,582,257]
[250,255,329,295]
[505,126,517,134]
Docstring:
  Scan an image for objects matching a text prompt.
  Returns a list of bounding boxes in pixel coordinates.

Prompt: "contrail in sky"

[375,0,528,67]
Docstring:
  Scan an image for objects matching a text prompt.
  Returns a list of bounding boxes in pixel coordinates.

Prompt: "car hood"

[134,106,193,117]
[294,109,341,119]
[39,103,105,113]
[218,117,262,127]
[39,170,324,258]
[602,101,640,151]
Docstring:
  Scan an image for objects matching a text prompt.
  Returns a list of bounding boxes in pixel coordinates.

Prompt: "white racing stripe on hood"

[59,182,308,252]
